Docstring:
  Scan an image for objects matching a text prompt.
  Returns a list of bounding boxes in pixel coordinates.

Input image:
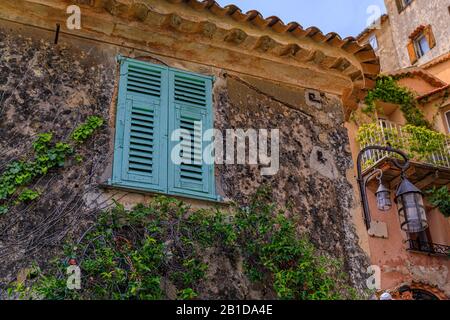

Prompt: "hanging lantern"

[395,178,428,233]
[375,182,392,212]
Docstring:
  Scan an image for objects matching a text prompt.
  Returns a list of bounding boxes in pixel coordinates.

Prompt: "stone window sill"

[99,181,232,207]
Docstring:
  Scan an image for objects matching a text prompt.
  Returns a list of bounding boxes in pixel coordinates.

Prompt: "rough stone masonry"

[0,3,372,298]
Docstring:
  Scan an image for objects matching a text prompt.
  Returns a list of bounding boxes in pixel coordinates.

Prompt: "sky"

[215,0,387,38]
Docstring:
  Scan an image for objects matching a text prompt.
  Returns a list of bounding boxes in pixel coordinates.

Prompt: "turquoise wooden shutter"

[112,58,168,192]
[167,70,215,200]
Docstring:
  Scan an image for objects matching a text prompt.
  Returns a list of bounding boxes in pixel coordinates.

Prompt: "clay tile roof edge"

[417,84,450,102]
[422,52,450,69]
[356,14,389,41]
[168,0,380,89]
[387,67,448,88]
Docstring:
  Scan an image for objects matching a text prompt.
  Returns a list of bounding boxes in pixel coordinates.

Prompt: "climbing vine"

[7,188,359,300]
[17,188,41,203]
[71,116,104,143]
[426,186,450,218]
[0,116,104,214]
[356,122,449,168]
[233,187,355,300]
[364,76,431,128]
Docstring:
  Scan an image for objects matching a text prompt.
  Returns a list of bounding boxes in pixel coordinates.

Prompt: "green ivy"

[426,186,450,218]
[356,122,449,168]
[403,124,448,162]
[0,116,104,214]
[233,187,356,300]
[32,133,53,154]
[71,116,104,143]
[364,76,431,128]
[178,288,198,300]
[0,205,8,215]
[8,189,359,300]
[0,142,73,202]
[18,189,41,202]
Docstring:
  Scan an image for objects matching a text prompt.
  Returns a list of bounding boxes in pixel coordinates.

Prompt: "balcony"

[407,239,450,258]
[358,119,450,169]
[357,119,450,190]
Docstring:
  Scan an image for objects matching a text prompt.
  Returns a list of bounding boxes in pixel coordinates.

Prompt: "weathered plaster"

[384,0,450,68]
[0,3,372,297]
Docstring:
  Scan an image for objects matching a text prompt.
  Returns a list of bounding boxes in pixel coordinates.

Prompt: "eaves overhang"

[0,0,380,118]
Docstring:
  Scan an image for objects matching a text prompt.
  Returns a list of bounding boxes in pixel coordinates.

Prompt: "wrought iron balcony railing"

[407,239,450,257]
[358,119,450,170]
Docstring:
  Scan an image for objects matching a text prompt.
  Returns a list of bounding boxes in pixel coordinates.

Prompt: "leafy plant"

[426,186,450,217]
[0,143,73,202]
[0,205,8,215]
[0,116,104,212]
[7,189,359,300]
[178,288,198,300]
[18,189,40,202]
[234,186,355,300]
[32,133,53,154]
[364,76,431,128]
[403,125,448,162]
[74,155,84,164]
[356,122,449,169]
[71,116,104,143]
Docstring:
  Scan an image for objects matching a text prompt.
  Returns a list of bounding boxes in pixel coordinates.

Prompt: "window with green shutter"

[112,56,216,201]
[168,70,215,199]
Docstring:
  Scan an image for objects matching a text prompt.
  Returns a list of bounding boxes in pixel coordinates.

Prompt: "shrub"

[426,186,450,217]
[7,189,358,300]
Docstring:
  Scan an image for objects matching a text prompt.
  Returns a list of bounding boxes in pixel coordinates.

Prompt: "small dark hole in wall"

[309,92,321,104]
[317,150,327,164]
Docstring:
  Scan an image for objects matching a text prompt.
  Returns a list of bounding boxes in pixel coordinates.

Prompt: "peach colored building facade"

[350,1,450,299]
[346,65,450,300]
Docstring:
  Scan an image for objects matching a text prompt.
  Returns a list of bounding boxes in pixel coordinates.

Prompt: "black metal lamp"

[375,179,392,212]
[356,145,428,231]
[395,177,428,233]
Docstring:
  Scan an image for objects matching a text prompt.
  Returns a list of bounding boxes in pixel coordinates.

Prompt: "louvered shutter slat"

[168,70,215,199]
[113,58,168,192]
[407,40,418,65]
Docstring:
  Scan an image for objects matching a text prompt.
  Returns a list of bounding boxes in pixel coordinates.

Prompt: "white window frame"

[445,110,450,134]
[369,35,378,51]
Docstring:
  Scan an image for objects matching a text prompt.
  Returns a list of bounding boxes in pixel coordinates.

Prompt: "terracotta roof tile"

[417,84,450,102]
[409,25,427,40]
[167,0,379,79]
[423,52,450,69]
[164,0,380,118]
[73,0,379,118]
[386,67,449,102]
[388,67,448,88]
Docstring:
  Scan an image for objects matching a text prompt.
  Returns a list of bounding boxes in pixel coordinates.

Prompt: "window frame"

[414,34,430,58]
[397,0,413,13]
[403,0,413,7]
[111,56,218,202]
[445,110,450,134]
[368,34,378,51]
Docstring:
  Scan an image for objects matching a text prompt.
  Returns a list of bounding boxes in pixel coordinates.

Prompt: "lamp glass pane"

[399,193,428,233]
[376,190,392,211]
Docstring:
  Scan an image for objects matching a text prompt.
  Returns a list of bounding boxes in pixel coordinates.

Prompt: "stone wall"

[384,0,450,68]
[0,22,115,288]
[358,17,400,73]
[0,20,370,297]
